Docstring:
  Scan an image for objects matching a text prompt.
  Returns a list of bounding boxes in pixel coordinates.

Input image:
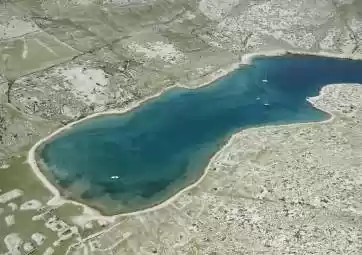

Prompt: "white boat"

[262,72,268,83]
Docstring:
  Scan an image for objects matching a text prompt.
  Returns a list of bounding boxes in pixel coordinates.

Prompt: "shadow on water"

[38,55,362,215]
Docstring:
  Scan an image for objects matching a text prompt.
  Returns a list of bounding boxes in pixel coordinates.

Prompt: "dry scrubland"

[0,0,362,254]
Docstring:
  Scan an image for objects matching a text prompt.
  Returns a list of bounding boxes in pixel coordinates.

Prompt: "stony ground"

[0,0,362,254]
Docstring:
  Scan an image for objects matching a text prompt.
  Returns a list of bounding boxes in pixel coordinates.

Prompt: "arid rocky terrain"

[0,0,362,254]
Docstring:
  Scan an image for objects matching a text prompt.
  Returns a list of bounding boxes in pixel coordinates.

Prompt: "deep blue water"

[39,55,362,214]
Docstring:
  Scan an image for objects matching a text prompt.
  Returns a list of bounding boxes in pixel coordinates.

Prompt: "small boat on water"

[262,72,268,83]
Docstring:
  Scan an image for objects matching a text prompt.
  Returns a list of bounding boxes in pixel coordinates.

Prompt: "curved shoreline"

[27,49,362,221]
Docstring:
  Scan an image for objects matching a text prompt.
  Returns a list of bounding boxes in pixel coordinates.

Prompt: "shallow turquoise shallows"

[39,55,362,215]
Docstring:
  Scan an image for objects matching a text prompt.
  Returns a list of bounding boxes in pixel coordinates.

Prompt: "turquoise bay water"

[39,55,362,214]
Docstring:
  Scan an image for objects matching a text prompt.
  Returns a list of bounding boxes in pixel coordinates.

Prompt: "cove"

[36,54,362,215]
